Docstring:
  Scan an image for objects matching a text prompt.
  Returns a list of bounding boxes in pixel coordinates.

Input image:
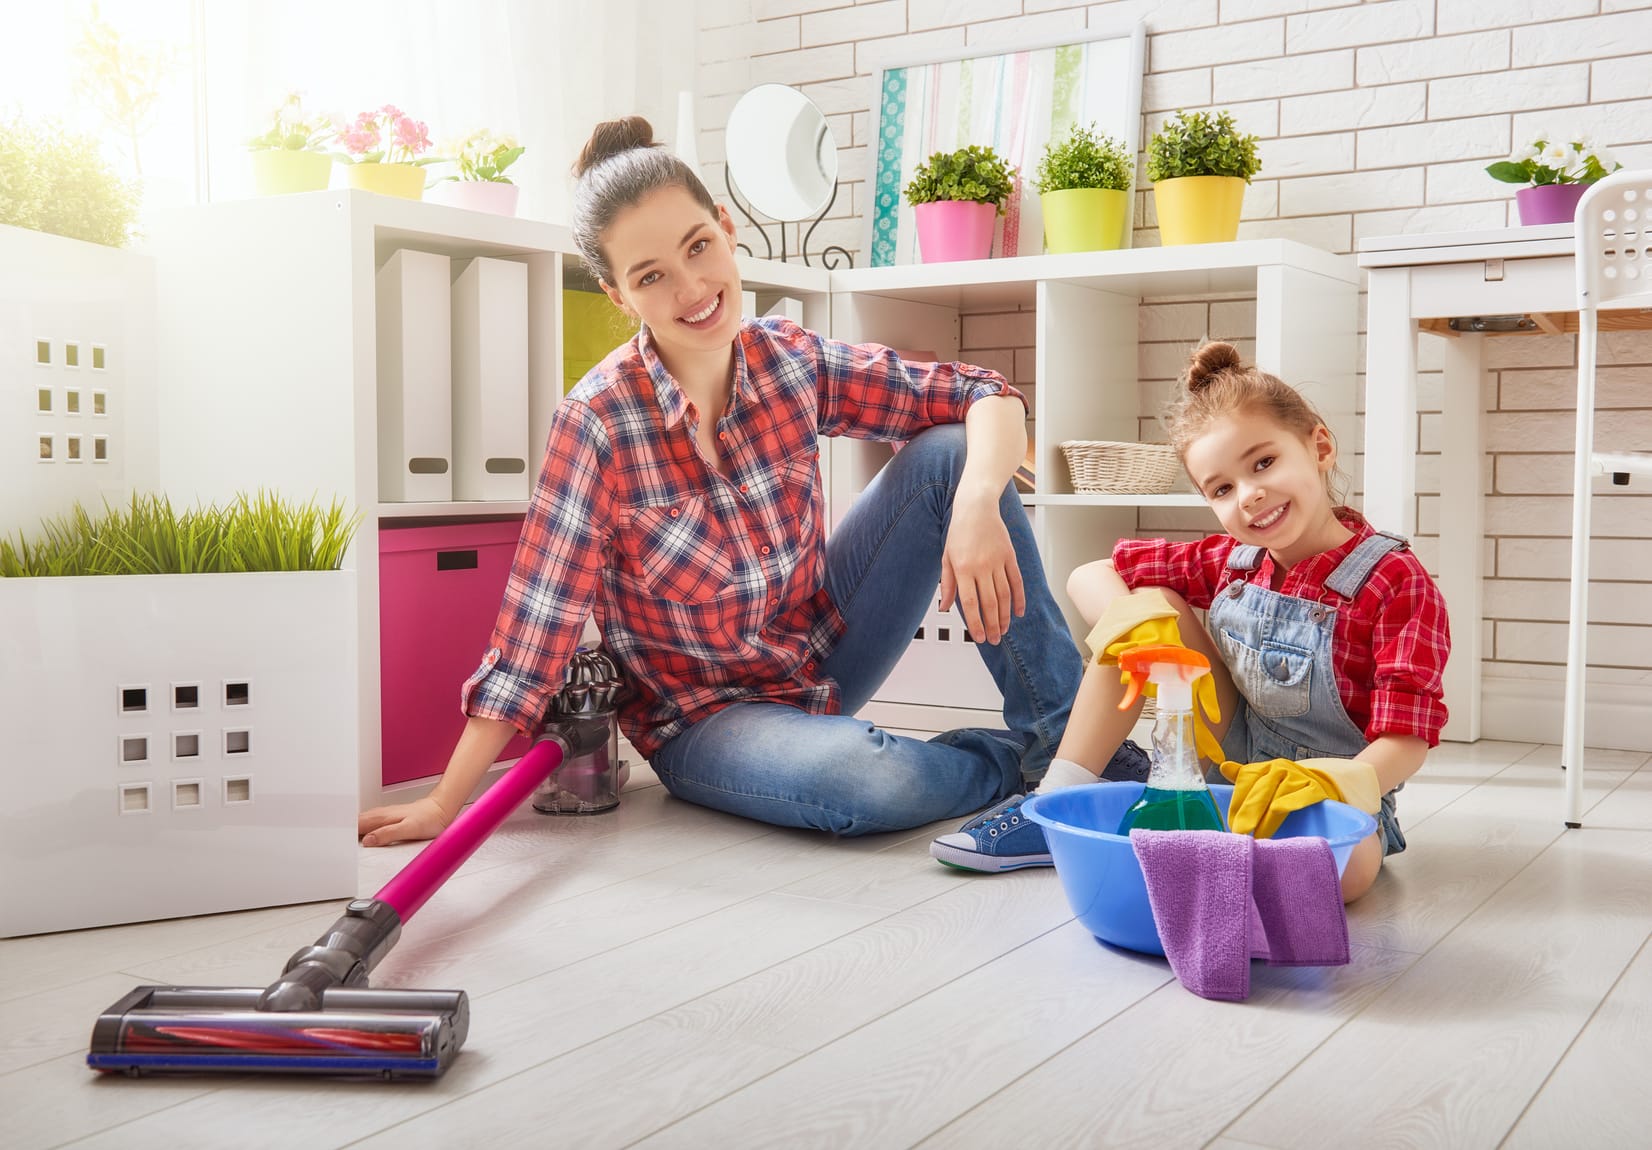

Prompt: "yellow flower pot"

[346,162,425,200]
[1041,188,1129,254]
[250,149,332,196]
[1152,176,1247,245]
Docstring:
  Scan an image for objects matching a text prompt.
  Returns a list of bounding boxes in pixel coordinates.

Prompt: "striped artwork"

[868,34,1141,266]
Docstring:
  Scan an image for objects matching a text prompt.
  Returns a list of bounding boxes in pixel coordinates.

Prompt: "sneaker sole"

[929,840,1053,873]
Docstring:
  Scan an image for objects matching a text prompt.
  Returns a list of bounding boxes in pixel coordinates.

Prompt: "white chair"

[1562,170,1652,827]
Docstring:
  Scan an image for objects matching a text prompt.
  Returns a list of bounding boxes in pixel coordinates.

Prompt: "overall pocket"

[1218,630,1314,720]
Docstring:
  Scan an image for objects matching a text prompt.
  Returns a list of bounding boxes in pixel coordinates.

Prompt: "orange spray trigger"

[1116,646,1211,711]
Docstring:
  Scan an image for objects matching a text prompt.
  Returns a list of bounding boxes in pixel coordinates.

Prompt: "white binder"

[451,256,531,501]
[375,249,453,502]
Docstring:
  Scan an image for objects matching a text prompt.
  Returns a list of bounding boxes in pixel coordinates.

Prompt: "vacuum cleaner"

[86,649,624,1080]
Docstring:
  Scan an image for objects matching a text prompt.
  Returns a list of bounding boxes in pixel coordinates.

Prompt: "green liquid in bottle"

[1118,786,1225,833]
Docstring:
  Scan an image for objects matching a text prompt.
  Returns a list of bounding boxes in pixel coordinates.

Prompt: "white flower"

[1511,143,1541,163]
[1542,142,1571,166]
[1593,145,1619,172]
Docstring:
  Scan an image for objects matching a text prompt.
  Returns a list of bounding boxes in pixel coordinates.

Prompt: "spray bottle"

[1114,645,1226,834]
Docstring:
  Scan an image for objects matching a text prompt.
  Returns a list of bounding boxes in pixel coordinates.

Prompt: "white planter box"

[0,571,358,937]
[0,224,159,540]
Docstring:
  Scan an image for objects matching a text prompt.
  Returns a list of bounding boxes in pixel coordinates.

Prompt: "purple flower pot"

[1516,183,1589,226]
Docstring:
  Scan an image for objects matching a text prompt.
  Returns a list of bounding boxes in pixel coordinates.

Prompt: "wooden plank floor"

[4,738,1650,1149]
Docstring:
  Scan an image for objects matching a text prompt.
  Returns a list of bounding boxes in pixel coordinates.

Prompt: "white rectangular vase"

[0,571,358,937]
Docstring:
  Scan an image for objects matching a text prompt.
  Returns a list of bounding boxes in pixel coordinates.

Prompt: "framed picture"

[864,21,1147,266]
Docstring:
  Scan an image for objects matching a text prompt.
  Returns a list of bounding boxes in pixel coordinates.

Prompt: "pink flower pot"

[426,179,521,217]
[1515,183,1589,226]
[914,200,996,263]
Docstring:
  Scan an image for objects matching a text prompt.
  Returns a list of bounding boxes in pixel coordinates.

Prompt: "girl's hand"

[358,796,452,847]
[940,489,1026,644]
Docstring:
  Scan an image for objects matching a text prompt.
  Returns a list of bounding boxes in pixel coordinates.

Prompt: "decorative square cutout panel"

[93,390,107,415]
[120,686,148,713]
[119,735,150,764]
[94,436,108,462]
[172,683,200,710]
[224,680,251,707]
[119,783,151,814]
[173,780,203,809]
[66,389,81,414]
[92,345,106,370]
[223,776,252,804]
[173,732,201,760]
[37,387,51,413]
[224,728,251,756]
[38,435,53,461]
[65,343,79,367]
[36,339,50,365]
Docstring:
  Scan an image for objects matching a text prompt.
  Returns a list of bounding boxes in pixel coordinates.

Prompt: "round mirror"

[724,84,839,221]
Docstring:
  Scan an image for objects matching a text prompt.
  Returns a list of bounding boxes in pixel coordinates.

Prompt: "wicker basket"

[1060,440,1180,494]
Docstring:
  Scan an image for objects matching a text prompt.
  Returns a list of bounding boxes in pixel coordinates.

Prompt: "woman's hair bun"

[573,115,658,177]
[1186,341,1244,392]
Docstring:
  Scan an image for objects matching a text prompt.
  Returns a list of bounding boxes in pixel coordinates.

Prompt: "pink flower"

[393,116,430,155]
[380,104,403,118]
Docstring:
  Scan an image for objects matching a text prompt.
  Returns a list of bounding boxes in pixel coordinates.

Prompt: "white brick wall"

[695,0,1652,722]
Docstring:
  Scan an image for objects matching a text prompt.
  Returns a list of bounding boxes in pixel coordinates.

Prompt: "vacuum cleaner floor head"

[87,986,468,1079]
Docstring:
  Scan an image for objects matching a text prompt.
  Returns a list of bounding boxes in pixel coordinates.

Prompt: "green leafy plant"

[248,91,335,152]
[0,117,139,247]
[1146,110,1261,183]
[1486,134,1621,187]
[437,129,525,183]
[0,492,360,578]
[904,145,1017,214]
[1033,123,1132,194]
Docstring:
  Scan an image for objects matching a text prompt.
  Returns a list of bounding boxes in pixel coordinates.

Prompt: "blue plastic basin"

[1023,782,1378,956]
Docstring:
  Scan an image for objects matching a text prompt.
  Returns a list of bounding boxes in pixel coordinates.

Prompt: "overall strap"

[1324,531,1408,599]
[1226,543,1266,572]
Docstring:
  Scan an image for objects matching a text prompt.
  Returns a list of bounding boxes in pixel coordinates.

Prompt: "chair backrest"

[1576,169,1652,311]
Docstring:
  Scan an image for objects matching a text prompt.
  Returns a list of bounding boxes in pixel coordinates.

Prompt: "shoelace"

[967,799,1024,833]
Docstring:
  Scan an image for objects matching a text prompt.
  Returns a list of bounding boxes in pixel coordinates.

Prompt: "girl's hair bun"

[1186,341,1244,392]
[573,115,658,177]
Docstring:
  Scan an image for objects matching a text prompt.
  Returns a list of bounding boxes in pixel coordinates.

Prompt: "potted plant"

[0,116,138,247]
[1033,122,1133,254]
[0,492,362,936]
[333,104,438,200]
[246,91,334,196]
[904,144,1016,263]
[1146,109,1261,246]
[427,129,526,217]
[1487,134,1623,226]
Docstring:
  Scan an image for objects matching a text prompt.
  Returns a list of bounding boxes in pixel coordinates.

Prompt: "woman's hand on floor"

[358,796,452,847]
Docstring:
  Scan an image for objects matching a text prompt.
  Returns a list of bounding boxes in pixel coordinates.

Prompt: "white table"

[1359,223,1651,744]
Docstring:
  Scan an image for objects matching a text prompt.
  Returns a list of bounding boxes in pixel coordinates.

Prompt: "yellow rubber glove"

[1084,588,1181,665]
[1219,757,1381,839]
[1088,591,1225,763]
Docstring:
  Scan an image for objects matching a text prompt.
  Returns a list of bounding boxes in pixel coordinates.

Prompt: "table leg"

[1438,333,1485,742]
[1362,267,1418,538]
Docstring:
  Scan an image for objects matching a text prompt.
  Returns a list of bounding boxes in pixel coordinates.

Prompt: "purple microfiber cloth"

[1131,829,1350,1002]
[1250,835,1350,967]
[1130,829,1256,1002]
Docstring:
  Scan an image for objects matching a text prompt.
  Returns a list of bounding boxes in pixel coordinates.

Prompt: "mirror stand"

[725,167,854,269]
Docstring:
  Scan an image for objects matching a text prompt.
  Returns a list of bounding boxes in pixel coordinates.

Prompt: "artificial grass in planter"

[0,492,360,578]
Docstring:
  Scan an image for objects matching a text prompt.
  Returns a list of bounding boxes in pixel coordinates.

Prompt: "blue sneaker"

[929,740,1150,873]
[930,793,1049,872]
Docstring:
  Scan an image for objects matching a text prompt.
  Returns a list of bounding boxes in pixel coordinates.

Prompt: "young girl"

[359,116,1145,848]
[933,341,1449,901]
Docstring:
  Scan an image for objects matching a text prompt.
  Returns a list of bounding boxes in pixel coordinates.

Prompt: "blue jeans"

[650,423,1082,835]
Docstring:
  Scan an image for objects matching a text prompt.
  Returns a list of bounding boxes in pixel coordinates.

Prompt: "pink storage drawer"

[379,518,532,786]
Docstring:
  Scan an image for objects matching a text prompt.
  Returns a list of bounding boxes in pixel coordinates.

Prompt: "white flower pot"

[0,570,358,936]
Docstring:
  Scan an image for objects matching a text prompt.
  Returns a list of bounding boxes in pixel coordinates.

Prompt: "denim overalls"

[1206,531,1409,856]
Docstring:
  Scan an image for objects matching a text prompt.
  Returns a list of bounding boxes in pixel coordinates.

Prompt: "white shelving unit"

[147,194,1356,798]
[831,241,1360,733]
